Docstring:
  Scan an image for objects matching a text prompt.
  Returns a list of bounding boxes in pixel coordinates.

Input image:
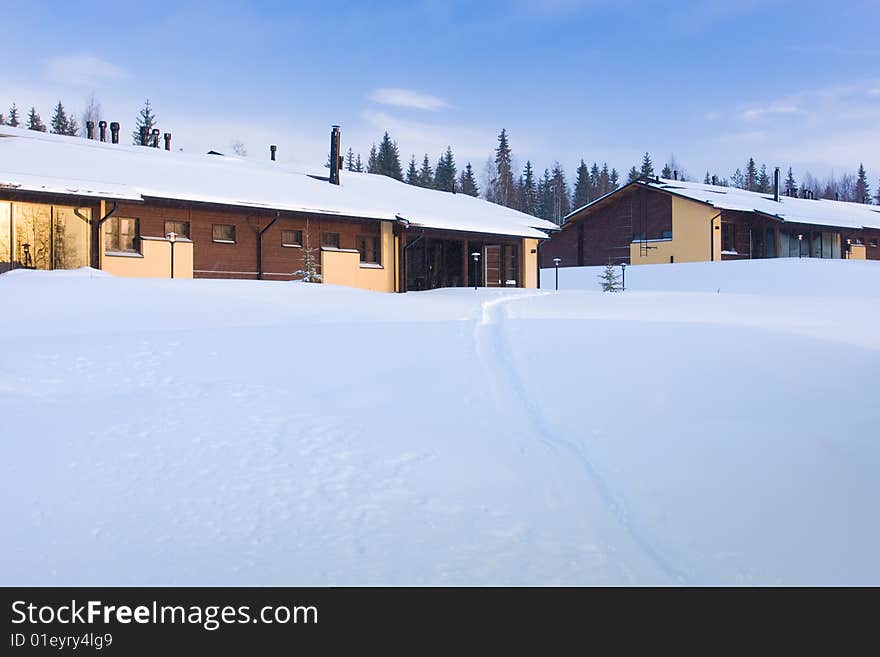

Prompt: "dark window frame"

[321,232,340,249]
[281,229,303,248]
[164,220,190,239]
[357,234,381,264]
[212,224,236,243]
[721,223,736,252]
[104,216,140,254]
[871,238,878,248]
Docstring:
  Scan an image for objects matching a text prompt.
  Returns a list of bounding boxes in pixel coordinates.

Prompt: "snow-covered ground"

[2,259,878,585]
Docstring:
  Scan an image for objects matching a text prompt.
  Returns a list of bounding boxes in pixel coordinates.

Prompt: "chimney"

[835,192,840,201]
[151,128,160,148]
[99,120,107,142]
[139,126,148,146]
[270,144,277,161]
[329,125,341,185]
[673,170,678,180]
[164,132,172,151]
[773,167,780,202]
[711,175,717,185]
[86,121,95,140]
[110,122,120,144]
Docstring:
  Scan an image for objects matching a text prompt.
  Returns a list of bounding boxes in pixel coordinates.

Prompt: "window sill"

[212,239,236,244]
[631,238,672,243]
[105,251,143,258]
[321,246,358,253]
[282,244,303,248]
[359,262,383,269]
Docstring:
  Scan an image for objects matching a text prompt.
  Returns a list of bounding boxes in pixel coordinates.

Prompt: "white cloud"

[45,55,126,87]
[368,88,450,111]
[739,104,800,121]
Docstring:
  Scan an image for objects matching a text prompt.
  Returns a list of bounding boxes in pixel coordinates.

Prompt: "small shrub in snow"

[293,246,322,283]
[598,262,623,292]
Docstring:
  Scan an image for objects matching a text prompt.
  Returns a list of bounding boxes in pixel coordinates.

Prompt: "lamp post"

[797,233,803,259]
[620,262,627,291]
[553,257,561,291]
[165,231,177,278]
[471,252,481,291]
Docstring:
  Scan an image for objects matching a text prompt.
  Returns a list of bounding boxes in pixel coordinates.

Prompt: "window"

[282,229,303,247]
[632,232,646,241]
[212,224,236,243]
[357,234,380,264]
[321,232,340,248]
[721,223,735,252]
[105,217,139,253]
[164,220,190,239]
[871,239,878,248]
[661,229,673,240]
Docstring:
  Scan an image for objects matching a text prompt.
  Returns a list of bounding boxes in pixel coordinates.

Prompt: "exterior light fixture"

[553,257,561,291]
[471,252,481,291]
[797,233,803,259]
[166,231,177,278]
[620,262,627,291]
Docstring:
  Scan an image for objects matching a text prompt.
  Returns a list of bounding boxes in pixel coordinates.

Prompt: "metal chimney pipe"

[773,167,780,202]
[86,121,95,140]
[270,144,277,161]
[164,132,172,151]
[329,125,341,185]
[711,175,717,185]
[673,170,678,181]
[98,120,107,142]
[110,122,120,144]
[151,128,160,148]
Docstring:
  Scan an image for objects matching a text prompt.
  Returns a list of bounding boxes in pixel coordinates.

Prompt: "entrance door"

[484,245,502,287]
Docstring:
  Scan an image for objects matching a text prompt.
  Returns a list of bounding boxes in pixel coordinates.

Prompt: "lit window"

[282,230,303,247]
[105,217,139,253]
[212,224,236,243]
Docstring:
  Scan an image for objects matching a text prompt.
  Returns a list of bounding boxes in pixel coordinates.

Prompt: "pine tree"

[405,155,418,184]
[50,101,70,135]
[599,163,611,196]
[27,107,46,132]
[875,178,880,205]
[661,163,673,179]
[459,163,479,197]
[704,171,711,184]
[518,161,538,215]
[640,152,655,178]
[784,167,797,197]
[417,154,434,188]
[0,112,4,125]
[367,144,379,173]
[375,132,403,180]
[537,169,554,222]
[589,162,601,200]
[598,262,622,292]
[491,128,516,207]
[132,99,157,145]
[745,158,758,191]
[355,153,363,173]
[855,164,870,204]
[434,147,457,192]
[609,168,620,191]
[572,160,590,209]
[8,103,20,127]
[627,166,640,183]
[345,148,355,171]
[757,164,771,193]
[550,163,570,224]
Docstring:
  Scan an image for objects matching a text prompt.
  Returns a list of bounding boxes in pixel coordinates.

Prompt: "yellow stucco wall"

[321,221,395,293]
[847,244,867,260]
[630,196,717,264]
[522,238,539,288]
[101,236,194,278]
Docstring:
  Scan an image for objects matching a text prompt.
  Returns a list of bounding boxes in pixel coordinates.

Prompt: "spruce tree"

[599,163,611,195]
[491,128,516,207]
[50,101,69,135]
[704,171,711,184]
[757,164,771,193]
[132,99,157,145]
[27,107,47,132]
[855,164,870,204]
[609,168,620,191]
[598,262,622,292]
[589,162,601,200]
[745,158,758,191]
[375,132,403,180]
[876,178,880,205]
[355,153,363,173]
[572,160,590,209]
[434,147,457,192]
[627,166,640,183]
[417,154,434,188]
[640,152,655,178]
[459,163,479,197]
[518,161,538,215]
[661,163,673,179]
[367,144,379,173]
[345,148,355,171]
[784,167,797,197]
[537,169,554,221]
[8,103,20,127]
[406,155,418,184]
[0,112,4,125]
[550,163,570,224]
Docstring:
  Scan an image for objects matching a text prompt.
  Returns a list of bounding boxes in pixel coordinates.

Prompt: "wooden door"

[484,245,502,287]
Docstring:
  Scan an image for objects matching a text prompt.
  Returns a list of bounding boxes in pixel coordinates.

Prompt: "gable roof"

[0,125,557,240]
[564,177,880,232]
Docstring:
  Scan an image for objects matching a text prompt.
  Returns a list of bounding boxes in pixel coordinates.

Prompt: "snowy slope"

[1,261,878,585]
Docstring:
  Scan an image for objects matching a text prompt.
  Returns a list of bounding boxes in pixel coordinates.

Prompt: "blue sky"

[2,0,879,186]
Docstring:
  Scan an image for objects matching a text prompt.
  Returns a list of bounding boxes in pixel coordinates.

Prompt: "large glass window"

[721,223,736,252]
[53,206,90,269]
[13,203,51,269]
[105,217,139,254]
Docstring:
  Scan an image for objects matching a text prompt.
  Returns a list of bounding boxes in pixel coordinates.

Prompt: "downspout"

[709,211,721,261]
[88,202,118,270]
[257,212,279,280]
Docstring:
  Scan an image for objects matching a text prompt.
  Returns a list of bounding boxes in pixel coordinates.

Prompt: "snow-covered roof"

[566,177,880,231]
[0,125,557,239]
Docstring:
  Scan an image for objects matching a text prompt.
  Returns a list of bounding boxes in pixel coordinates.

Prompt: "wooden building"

[0,125,556,291]
[541,174,880,269]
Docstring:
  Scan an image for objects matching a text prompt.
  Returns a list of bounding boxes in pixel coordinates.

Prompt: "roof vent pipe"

[711,175,717,185]
[86,121,95,140]
[329,125,342,185]
[673,170,678,180]
[110,122,120,144]
[164,132,172,151]
[99,120,107,142]
[270,144,277,161]
[773,167,780,202]
[151,128,160,148]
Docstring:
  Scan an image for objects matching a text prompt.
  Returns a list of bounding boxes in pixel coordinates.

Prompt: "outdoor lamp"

[471,252,481,291]
[166,231,177,278]
[553,257,561,291]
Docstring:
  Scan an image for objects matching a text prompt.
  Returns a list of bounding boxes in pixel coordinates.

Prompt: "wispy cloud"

[739,104,801,121]
[45,54,125,87]
[368,88,450,111]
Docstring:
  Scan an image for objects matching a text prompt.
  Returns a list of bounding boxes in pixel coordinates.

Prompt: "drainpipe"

[256,212,279,280]
[709,211,721,261]
[89,202,118,270]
